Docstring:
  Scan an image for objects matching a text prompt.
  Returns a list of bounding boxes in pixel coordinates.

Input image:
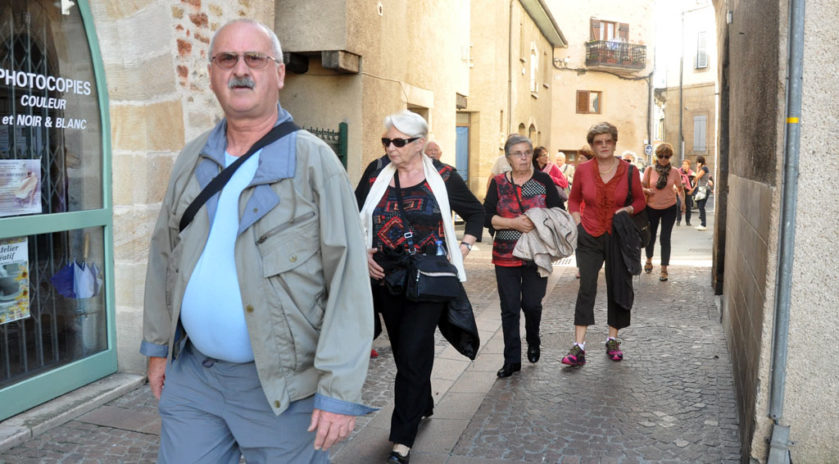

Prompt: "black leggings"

[645,204,678,266]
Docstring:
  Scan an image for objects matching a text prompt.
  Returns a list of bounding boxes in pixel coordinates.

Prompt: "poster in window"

[0,237,31,324]
[0,159,42,217]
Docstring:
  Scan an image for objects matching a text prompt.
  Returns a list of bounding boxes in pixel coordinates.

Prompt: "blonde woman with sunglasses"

[641,143,685,281]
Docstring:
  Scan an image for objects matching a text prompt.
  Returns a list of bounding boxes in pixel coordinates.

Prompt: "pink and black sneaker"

[605,338,623,361]
[561,344,586,366]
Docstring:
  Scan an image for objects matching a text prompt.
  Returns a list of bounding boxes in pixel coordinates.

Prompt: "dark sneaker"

[606,339,623,361]
[561,345,586,366]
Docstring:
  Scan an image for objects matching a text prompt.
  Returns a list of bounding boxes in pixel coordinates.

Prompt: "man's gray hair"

[504,134,533,157]
[209,19,283,60]
[384,110,428,138]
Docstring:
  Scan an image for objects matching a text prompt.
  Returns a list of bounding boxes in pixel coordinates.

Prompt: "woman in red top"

[563,122,646,366]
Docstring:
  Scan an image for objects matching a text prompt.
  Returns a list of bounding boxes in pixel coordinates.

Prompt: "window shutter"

[576,91,588,113]
[590,19,600,41]
[618,23,629,41]
[693,115,707,151]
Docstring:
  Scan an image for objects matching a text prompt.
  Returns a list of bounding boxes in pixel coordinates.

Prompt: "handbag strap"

[179,120,300,233]
[392,173,419,253]
[506,172,528,213]
[625,163,635,207]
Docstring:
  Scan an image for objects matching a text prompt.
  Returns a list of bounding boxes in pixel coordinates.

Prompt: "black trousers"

[574,226,631,329]
[682,192,693,225]
[696,196,708,227]
[373,285,444,447]
[495,263,547,364]
[645,204,678,266]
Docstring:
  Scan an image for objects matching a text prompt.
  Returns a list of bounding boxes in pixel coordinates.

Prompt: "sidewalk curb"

[0,373,145,453]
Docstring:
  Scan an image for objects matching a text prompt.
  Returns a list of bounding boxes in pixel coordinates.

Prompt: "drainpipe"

[767,0,805,462]
[507,0,514,134]
[678,8,685,163]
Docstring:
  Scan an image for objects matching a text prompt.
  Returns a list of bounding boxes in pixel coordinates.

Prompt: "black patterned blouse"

[355,155,485,257]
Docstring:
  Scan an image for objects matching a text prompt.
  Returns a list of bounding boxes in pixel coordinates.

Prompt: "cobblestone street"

[0,216,740,463]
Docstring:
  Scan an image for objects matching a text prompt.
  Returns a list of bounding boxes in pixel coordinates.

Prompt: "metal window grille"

[0,6,72,387]
[307,122,348,168]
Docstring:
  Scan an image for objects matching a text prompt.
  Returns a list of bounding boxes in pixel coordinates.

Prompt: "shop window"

[0,0,113,419]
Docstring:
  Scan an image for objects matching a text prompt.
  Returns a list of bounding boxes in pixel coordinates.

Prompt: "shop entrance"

[0,0,114,420]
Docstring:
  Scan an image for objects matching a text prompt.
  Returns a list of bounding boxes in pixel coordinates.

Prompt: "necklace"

[598,159,618,173]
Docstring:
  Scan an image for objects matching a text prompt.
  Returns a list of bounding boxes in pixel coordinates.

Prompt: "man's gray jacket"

[141,107,374,416]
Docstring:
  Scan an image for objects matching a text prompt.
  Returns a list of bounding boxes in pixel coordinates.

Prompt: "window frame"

[696,30,709,69]
[0,0,116,421]
[576,90,603,114]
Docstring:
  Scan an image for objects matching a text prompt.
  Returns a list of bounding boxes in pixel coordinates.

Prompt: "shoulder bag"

[626,164,651,248]
[179,120,300,233]
[392,174,461,302]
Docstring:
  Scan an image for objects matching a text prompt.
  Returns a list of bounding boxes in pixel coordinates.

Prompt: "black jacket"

[438,282,480,360]
[611,212,641,311]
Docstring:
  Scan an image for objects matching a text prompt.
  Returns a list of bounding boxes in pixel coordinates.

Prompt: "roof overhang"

[519,0,567,47]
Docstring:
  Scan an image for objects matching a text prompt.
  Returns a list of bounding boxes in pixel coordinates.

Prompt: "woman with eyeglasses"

[484,134,564,378]
[356,110,483,464]
[563,122,646,367]
[641,143,685,281]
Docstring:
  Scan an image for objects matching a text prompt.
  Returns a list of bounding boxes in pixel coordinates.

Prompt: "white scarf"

[359,154,466,281]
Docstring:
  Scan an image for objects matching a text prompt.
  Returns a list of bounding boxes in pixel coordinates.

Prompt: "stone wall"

[89,0,271,374]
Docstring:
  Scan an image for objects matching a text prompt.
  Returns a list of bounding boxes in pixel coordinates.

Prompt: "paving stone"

[0,224,740,463]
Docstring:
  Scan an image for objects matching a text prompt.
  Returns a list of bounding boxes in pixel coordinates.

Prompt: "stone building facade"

[659,0,718,175]
[546,0,656,165]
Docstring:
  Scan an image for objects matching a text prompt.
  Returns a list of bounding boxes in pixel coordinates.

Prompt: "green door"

[0,0,115,420]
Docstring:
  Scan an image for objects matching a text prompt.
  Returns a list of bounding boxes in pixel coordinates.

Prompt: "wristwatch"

[460,241,473,251]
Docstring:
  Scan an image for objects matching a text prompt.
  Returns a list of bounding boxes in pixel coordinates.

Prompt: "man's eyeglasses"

[211,52,280,70]
[381,137,420,148]
[508,150,533,158]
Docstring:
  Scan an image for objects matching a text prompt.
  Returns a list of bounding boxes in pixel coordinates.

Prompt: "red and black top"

[567,159,646,237]
[483,170,564,267]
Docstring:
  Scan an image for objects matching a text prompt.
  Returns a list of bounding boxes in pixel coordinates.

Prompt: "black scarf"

[654,163,671,190]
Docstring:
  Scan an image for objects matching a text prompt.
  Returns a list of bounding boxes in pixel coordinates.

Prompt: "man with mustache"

[141,19,374,463]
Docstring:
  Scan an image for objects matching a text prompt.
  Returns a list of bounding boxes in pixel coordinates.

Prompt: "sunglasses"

[211,52,280,70]
[657,154,672,159]
[381,137,420,148]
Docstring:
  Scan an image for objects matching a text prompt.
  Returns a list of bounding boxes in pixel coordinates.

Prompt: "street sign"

[644,144,653,156]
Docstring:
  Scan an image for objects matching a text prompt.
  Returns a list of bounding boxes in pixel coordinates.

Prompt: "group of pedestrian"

[139,18,714,464]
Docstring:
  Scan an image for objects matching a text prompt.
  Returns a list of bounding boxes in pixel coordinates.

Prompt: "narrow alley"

[1,206,740,463]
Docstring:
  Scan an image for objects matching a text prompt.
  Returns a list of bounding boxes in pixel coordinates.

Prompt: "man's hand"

[308,409,355,451]
[367,248,384,280]
[147,356,167,400]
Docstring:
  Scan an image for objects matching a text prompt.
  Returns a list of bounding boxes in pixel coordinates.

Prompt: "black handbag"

[626,164,651,248]
[392,173,461,303]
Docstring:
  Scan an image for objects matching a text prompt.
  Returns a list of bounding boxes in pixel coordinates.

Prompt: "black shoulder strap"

[179,120,300,233]
[625,163,634,207]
